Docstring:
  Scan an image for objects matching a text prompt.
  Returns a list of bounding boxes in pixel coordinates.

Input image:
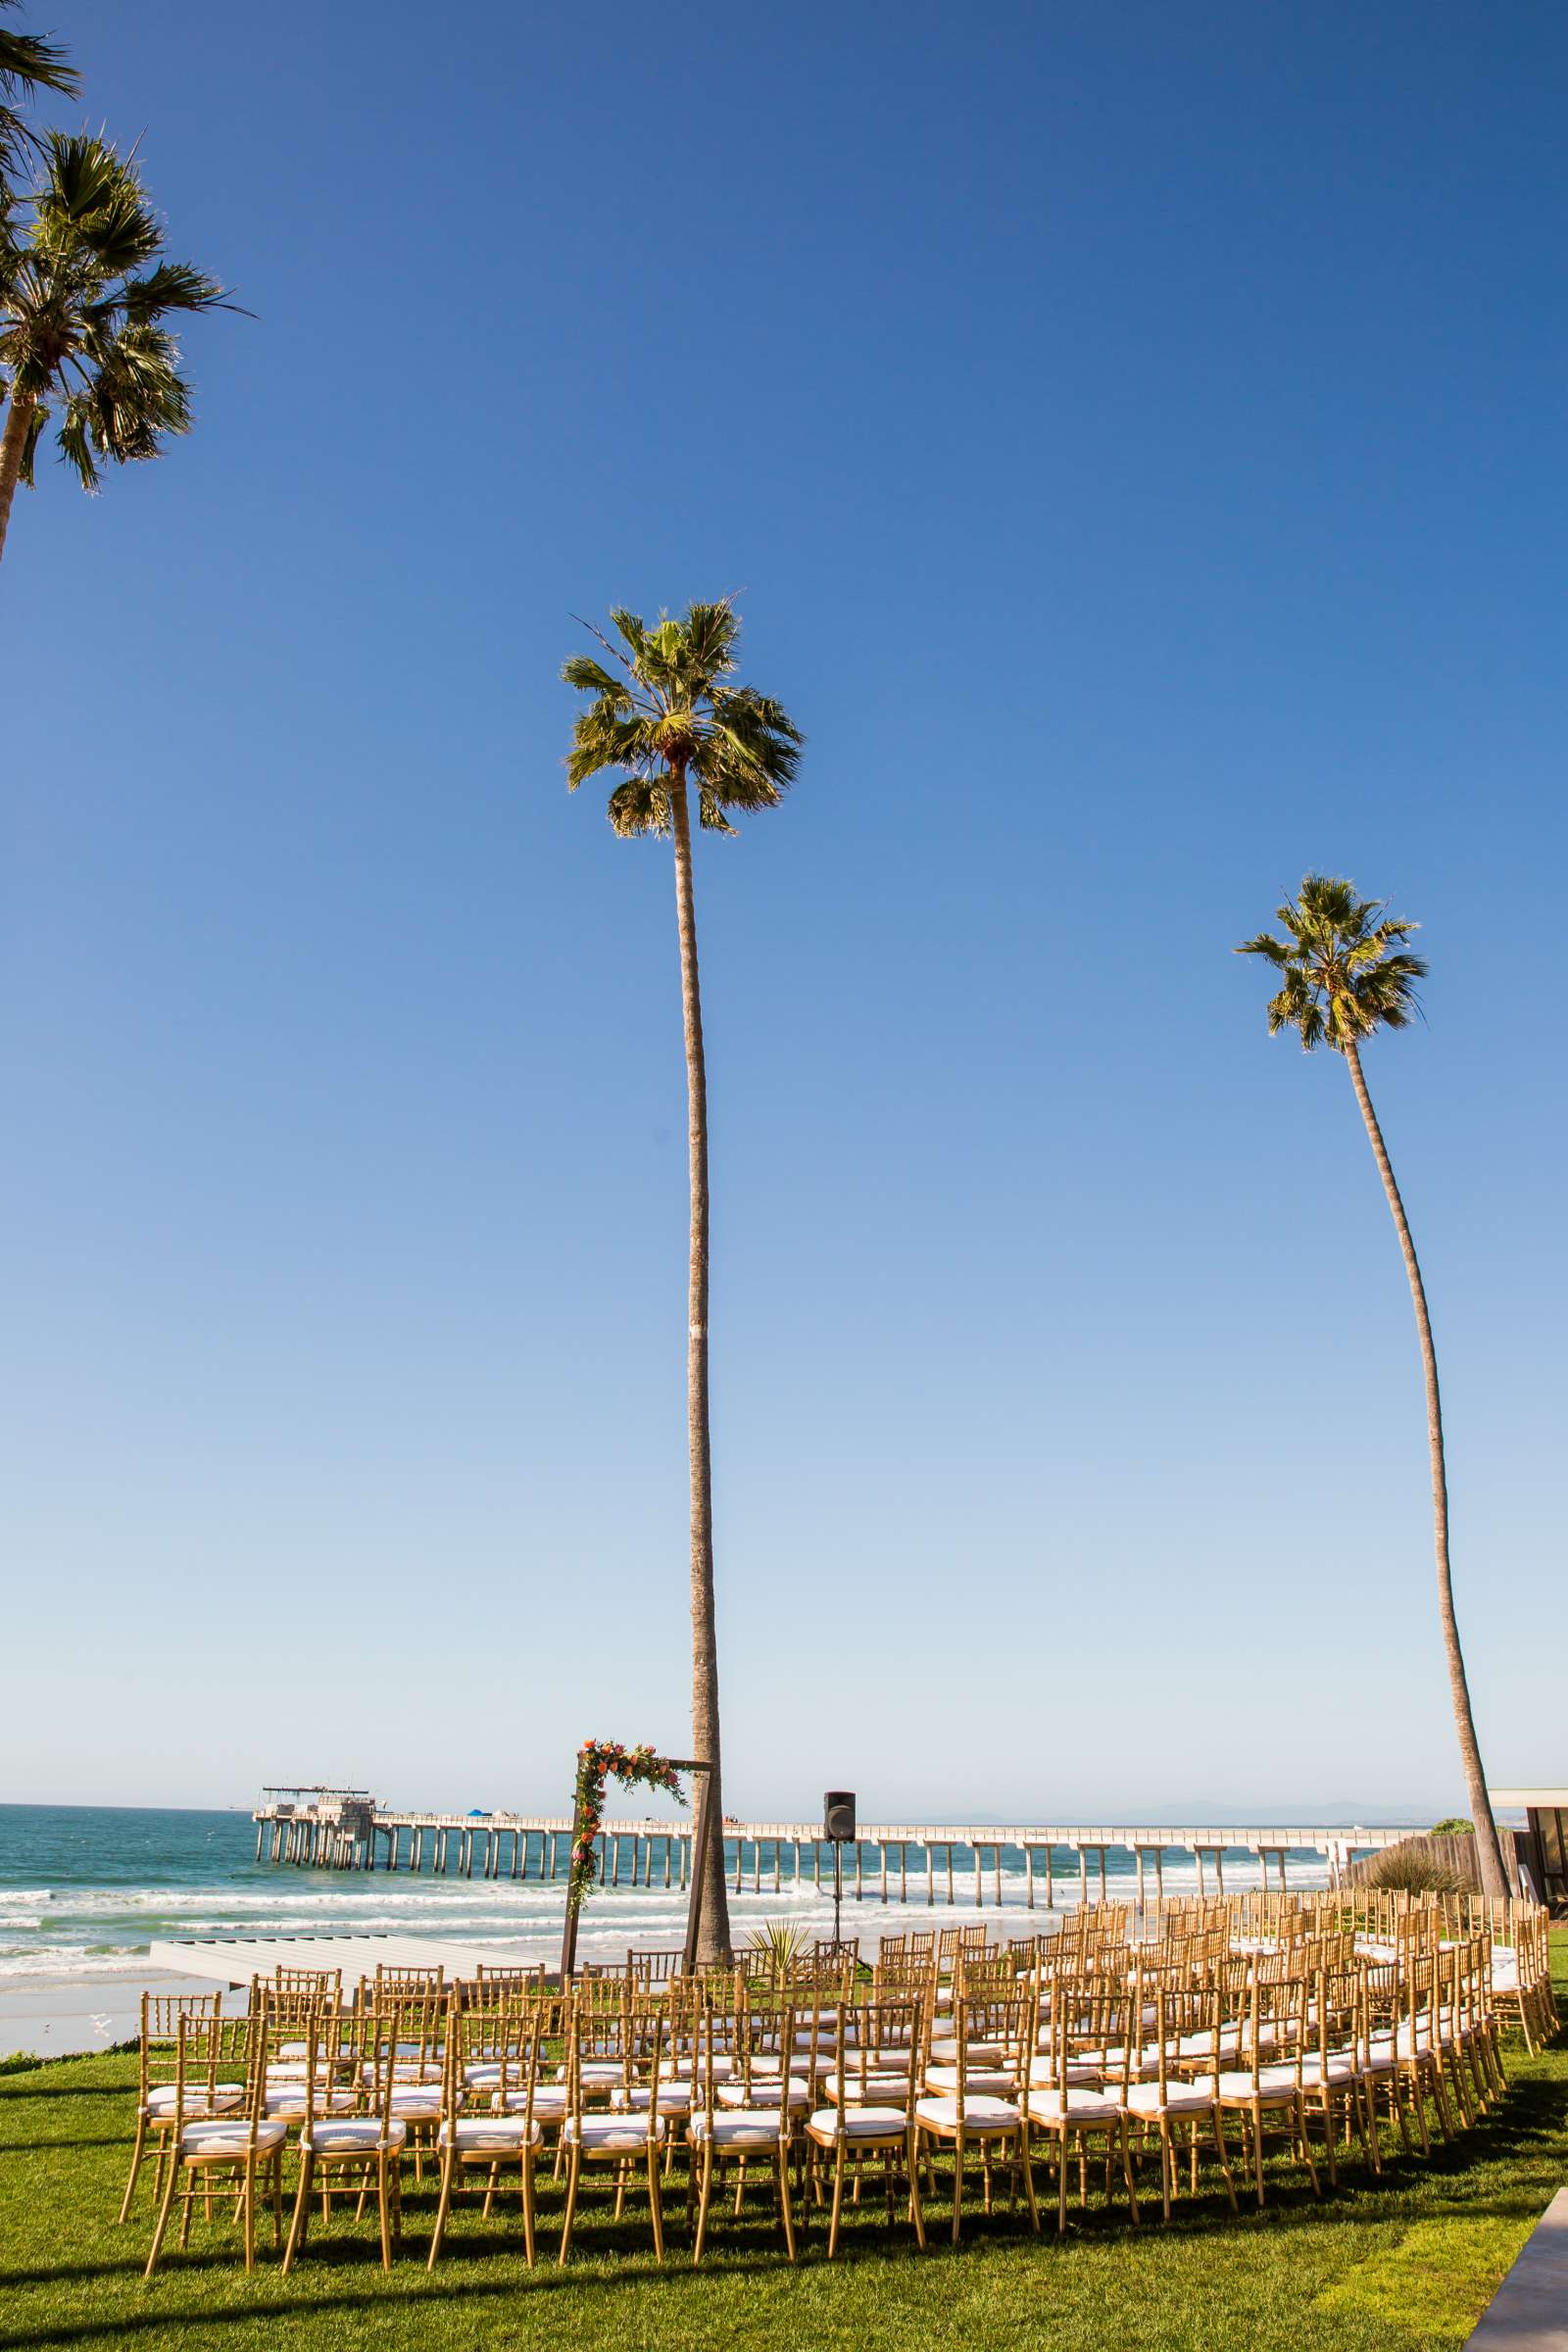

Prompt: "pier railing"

[250,1801,1415,1905]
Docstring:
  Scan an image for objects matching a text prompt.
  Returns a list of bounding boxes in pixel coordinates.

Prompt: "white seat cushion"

[915,2093,1019,2133]
[689,2110,785,2148]
[147,2085,244,2117]
[387,2083,442,2114]
[717,2078,810,2112]
[1298,2051,1359,2086]
[564,2115,664,2151]
[807,2105,912,2142]
[263,2086,357,2118]
[504,2083,566,2116]
[310,2118,409,2154]
[1215,2070,1303,2104]
[1026,2086,1125,2126]
[612,2082,693,2114]
[823,2073,914,2106]
[181,2118,289,2158]
[1125,2079,1217,2118]
[438,2117,540,2152]
[923,2065,1015,2097]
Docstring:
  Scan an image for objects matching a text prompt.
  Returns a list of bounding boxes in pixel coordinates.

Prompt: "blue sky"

[2,0,1563,1820]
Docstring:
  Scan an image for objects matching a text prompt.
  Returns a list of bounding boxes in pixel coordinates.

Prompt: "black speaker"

[823,1790,857,1843]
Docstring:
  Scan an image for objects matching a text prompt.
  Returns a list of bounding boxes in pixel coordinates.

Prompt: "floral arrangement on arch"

[568,1739,688,1913]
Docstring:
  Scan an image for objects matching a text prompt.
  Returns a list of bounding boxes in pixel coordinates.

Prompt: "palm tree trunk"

[0,392,36,566]
[668,758,731,1963]
[1343,1040,1509,1900]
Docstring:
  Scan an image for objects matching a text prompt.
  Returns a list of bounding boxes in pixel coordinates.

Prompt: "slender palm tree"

[0,1,76,184]
[563,601,803,1963]
[0,131,230,566]
[1238,875,1508,1898]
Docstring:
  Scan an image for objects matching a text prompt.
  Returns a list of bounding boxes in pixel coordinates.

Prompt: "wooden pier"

[250,1790,1413,1907]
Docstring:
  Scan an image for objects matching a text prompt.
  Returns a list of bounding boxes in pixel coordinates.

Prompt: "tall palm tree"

[563,601,803,1963]
[1238,875,1508,1899]
[0,0,76,184]
[0,131,230,566]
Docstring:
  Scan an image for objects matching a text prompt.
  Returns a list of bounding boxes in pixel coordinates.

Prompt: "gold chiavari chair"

[117,1989,226,2224]
[259,1995,358,2129]
[1023,1964,1139,2234]
[915,1982,1038,2242]
[426,2003,545,2270]
[281,2004,407,2274]
[144,2012,285,2277]
[687,1995,799,2264]
[1123,1970,1237,2221]
[1214,1965,1321,2207]
[805,1991,926,2256]
[561,1999,667,2265]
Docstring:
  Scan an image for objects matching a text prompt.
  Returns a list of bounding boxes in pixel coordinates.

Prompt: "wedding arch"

[558,1739,712,1975]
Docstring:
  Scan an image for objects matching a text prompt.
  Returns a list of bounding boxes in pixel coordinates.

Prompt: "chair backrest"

[137,1990,223,2101]
[827,1992,922,2109]
[627,1947,683,1986]
[375,1962,445,1998]
[273,1965,341,2003]
[948,1984,1034,2104]
[171,2011,263,2133]
[474,1962,546,1993]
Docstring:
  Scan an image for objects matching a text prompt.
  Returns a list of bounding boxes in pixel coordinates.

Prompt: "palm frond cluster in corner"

[1,130,231,493]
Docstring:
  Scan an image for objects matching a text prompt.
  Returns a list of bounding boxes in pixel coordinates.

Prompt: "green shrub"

[1431,1817,1475,1836]
[745,1919,812,1981]
[1369,1844,1466,1895]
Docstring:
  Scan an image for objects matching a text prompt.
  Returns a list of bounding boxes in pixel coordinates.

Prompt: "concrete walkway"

[1468,2188,1568,2347]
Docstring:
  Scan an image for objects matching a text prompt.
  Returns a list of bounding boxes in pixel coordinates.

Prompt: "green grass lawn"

[2,1942,1563,2352]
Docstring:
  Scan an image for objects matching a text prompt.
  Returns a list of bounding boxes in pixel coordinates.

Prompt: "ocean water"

[0,1805,1339,1990]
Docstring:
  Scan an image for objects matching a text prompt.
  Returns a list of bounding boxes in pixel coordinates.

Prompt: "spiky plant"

[563,601,803,1967]
[0,1,76,183]
[1239,876,1507,1900]
[1368,1844,1466,1897]
[0,131,232,565]
[745,1919,812,1985]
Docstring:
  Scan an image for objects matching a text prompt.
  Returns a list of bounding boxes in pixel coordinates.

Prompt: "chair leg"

[692,2141,713,2268]
[118,2112,148,2225]
[425,2150,454,2273]
[520,2150,536,2270]
[559,2146,581,2267]
[647,2144,665,2266]
[377,2154,393,2272]
[907,2130,926,2249]
[951,2132,964,2244]
[242,2154,257,2274]
[777,2151,796,2263]
[828,2138,847,2257]
[283,2148,314,2276]
[1019,2127,1040,2233]
[144,2156,180,2279]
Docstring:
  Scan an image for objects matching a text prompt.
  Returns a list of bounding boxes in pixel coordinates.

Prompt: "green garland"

[568,1739,688,1914]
